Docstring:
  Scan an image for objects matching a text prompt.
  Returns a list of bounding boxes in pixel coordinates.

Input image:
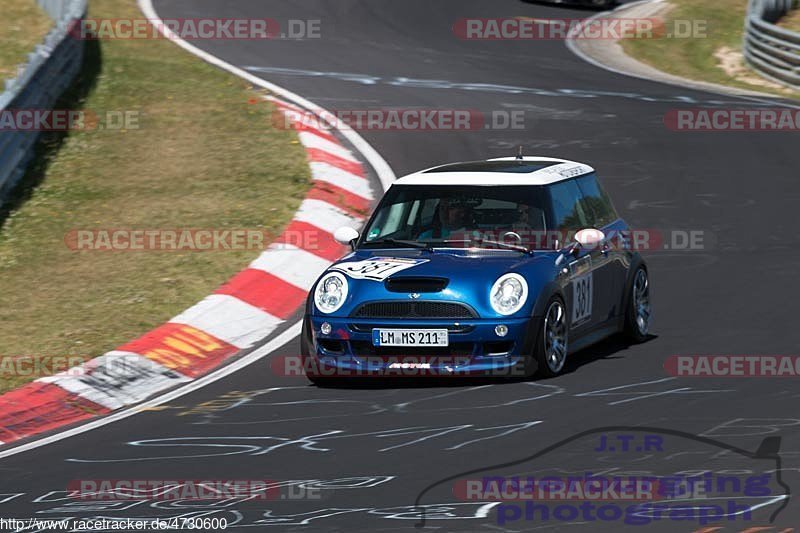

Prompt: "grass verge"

[0,0,53,81]
[0,0,312,393]
[622,0,799,99]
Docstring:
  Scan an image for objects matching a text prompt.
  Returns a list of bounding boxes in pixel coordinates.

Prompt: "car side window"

[548,179,589,231]
[577,174,618,228]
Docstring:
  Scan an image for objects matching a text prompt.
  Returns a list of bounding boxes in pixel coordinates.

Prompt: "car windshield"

[360,185,550,250]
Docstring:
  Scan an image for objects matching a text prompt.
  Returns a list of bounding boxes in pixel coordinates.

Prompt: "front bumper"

[301,314,538,378]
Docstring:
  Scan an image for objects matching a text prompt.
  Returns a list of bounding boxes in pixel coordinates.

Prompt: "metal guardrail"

[0,0,88,203]
[744,0,800,89]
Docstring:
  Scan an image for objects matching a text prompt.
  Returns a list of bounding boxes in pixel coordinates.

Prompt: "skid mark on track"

[575,377,734,405]
[65,421,544,463]
[389,382,564,413]
[175,383,566,425]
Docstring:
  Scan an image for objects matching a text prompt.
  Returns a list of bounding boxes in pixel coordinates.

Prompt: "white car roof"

[393,156,594,185]
[392,157,595,187]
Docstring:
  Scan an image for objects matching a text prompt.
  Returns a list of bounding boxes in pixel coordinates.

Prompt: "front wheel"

[624,267,651,343]
[533,297,569,378]
[306,372,341,387]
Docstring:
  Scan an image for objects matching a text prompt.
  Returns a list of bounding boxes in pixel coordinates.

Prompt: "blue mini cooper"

[300,156,651,383]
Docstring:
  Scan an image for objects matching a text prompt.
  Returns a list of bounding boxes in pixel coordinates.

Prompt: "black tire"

[303,355,345,387]
[533,296,569,378]
[517,329,539,379]
[306,373,340,387]
[299,316,333,386]
[623,266,651,343]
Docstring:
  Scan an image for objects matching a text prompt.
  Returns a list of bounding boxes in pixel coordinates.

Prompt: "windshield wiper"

[478,239,530,253]
[364,238,432,250]
[439,238,530,253]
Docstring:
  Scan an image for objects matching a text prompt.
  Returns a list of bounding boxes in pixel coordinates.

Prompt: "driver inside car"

[418,198,475,241]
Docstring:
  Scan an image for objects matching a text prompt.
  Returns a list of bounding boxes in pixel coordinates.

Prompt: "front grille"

[352,301,477,319]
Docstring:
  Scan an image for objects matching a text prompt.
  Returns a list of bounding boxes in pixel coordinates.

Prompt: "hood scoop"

[385,276,448,293]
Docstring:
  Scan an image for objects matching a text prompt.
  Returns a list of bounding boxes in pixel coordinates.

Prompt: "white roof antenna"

[516,146,524,160]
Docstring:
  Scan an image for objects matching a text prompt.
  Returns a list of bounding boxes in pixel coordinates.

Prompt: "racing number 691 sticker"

[332,257,428,281]
[572,272,593,326]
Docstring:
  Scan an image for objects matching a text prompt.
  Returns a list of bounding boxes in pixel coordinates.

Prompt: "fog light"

[321,322,332,335]
[495,325,508,337]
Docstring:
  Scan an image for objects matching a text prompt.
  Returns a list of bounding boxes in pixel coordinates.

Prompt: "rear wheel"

[624,267,651,342]
[534,297,569,378]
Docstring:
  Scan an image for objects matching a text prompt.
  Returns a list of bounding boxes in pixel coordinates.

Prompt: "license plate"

[372,329,449,347]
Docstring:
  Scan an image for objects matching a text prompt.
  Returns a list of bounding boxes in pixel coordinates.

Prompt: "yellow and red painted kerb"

[0,97,374,445]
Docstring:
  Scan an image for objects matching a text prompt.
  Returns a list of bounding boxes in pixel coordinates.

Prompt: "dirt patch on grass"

[714,45,795,93]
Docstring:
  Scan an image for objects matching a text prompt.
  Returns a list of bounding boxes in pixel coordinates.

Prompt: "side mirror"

[333,226,360,249]
[574,228,605,249]
[555,228,605,266]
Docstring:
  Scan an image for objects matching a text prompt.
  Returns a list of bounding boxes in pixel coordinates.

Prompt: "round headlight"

[490,273,528,316]
[314,272,349,314]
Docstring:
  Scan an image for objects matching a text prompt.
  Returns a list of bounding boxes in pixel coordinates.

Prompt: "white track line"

[0,0,395,459]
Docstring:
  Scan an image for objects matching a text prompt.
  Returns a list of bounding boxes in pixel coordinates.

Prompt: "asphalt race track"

[1,1,799,531]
